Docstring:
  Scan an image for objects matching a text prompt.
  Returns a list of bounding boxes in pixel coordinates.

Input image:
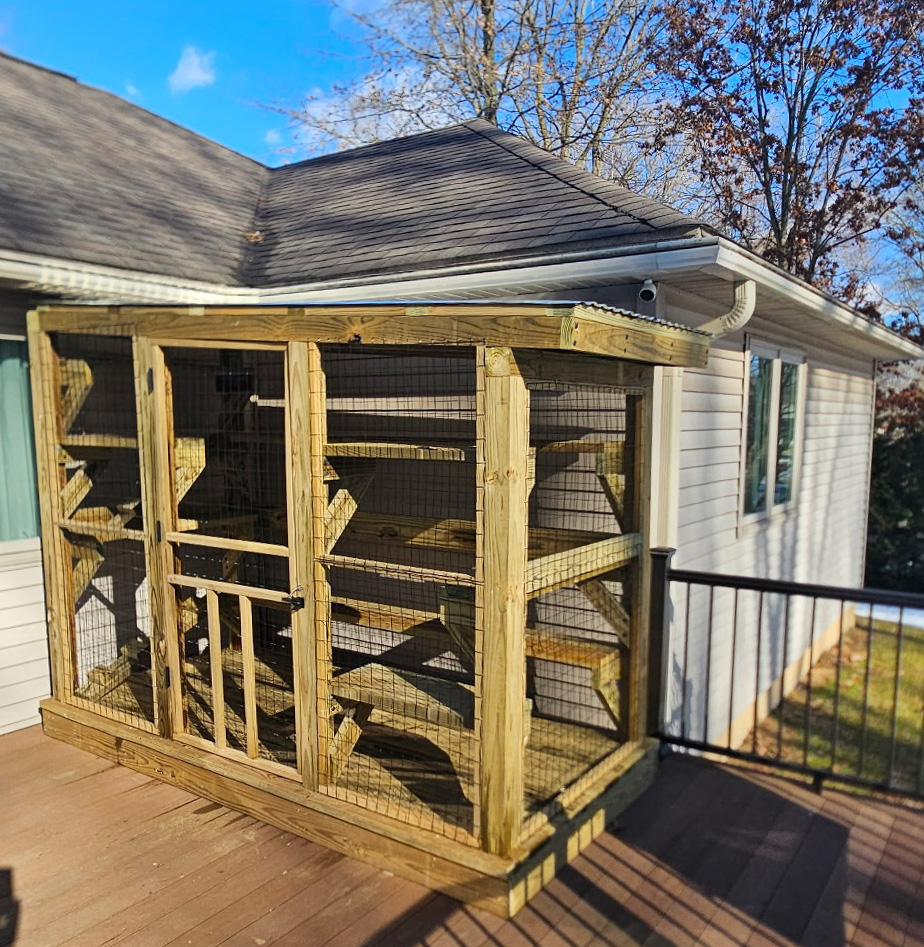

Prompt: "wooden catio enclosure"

[28,302,709,916]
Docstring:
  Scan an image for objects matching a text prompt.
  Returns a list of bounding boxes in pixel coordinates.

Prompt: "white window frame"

[739,338,806,527]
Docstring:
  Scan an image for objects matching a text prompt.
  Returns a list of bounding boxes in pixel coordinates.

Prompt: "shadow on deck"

[3,724,923,946]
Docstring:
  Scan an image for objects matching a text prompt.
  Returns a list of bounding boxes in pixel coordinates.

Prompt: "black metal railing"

[649,549,924,797]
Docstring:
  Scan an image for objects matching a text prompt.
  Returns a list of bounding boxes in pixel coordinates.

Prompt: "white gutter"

[0,248,240,303]
[0,238,721,305]
[3,235,921,361]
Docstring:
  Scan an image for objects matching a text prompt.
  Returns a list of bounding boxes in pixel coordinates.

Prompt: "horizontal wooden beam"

[526,533,641,598]
[538,440,625,457]
[513,350,655,389]
[36,304,708,368]
[165,531,289,558]
[166,573,293,604]
[571,306,709,368]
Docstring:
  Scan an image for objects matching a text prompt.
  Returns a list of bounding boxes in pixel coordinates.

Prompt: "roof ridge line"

[461,119,660,230]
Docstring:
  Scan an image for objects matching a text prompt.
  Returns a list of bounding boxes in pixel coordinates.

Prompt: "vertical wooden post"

[648,547,675,737]
[239,595,259,759]
[287,340,321,791]
[626,390,654,743]
[478,346,529,856]
[134,337,182,737]
[26,312,74,700]
[205,588,227,748]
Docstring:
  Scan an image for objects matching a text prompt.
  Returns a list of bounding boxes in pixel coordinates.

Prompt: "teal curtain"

[744,354,773,514]
[0,340,40,541]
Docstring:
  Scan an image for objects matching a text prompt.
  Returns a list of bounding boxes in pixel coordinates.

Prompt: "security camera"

[638,279,658,303]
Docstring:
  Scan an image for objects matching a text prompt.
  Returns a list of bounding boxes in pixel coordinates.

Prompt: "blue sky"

[0,0,365,164]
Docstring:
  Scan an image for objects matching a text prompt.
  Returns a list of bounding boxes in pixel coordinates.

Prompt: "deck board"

[3,725,924,946]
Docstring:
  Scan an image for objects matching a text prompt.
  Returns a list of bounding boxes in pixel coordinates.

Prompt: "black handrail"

[668,568,924,610]
[650,551,924,798]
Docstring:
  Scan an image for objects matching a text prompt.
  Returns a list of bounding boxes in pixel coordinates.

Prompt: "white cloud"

[168,45,216,95]
[264,128,282,145]
[125,81,141,99]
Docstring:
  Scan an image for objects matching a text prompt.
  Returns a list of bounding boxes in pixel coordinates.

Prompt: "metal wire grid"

[167,347,288,546]
[318,345,479,843]
[522,381,642,819]
[165,347,296,768]
[52,332,154,727]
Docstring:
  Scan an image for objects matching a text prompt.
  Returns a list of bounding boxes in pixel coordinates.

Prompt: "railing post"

[648,547,675,737]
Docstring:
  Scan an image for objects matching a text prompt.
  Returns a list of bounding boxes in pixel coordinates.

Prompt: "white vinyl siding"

[667,347,875,745]
[0,293,50,733]
[0,539,49,733]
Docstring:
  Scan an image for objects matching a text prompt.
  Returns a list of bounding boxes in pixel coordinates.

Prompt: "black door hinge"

[164,666,171,689]
[147,367,154,393]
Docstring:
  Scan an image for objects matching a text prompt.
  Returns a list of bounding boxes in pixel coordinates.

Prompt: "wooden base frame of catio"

[29,301,709,916]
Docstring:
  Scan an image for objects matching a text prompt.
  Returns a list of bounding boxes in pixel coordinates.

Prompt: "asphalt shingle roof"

[0,53,266,285]
[0,53,714,288]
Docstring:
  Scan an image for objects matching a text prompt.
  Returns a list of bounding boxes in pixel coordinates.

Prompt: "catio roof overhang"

[34,300,711,369]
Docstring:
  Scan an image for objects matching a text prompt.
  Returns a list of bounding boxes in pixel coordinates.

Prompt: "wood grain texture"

[239,595,259,759]
[205,589,226,749]
[134,338,170,736]
[35,304,708,367]
[306,342,334,786]
[26,315,74,700]
[287,340,319,790]
[479,346,529,856]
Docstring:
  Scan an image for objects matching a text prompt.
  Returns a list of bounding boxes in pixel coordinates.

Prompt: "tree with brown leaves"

[655,0,924,304]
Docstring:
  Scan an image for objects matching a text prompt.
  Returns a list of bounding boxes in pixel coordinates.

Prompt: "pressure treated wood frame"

[29,302,709,916]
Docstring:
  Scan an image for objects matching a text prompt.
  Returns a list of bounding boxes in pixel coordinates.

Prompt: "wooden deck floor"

[2,724,923,947]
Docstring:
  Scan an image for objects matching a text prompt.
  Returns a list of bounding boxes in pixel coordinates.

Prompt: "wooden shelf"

[60,434,138,450]
[57,519,143,542]
[318,553,476,586]
[526,533,641,598]
[325,442,474,462]
[335,511,613,559]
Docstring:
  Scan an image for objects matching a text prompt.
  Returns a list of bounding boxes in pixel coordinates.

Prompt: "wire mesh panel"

[318,345,479,843]
[522,380,643,826]
[50,332,155,727]
[164,347,296,772]
[167,347,288,546]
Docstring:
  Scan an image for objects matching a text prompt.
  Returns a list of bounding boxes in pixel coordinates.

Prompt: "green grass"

[753,616,924,793]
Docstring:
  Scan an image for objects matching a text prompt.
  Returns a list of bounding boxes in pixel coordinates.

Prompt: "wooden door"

[142,341,309,780]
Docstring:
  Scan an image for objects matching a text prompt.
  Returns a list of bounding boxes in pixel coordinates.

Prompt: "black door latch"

[283,586,305,611]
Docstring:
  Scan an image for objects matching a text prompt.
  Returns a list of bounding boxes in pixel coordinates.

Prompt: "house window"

[742,341,804,519]
[0,338,40,542]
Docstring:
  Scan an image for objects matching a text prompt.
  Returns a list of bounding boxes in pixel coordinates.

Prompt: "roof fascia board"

[708,238,924,360]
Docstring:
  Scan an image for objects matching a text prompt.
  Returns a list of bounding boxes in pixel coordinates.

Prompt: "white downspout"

[699,280,757,338]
